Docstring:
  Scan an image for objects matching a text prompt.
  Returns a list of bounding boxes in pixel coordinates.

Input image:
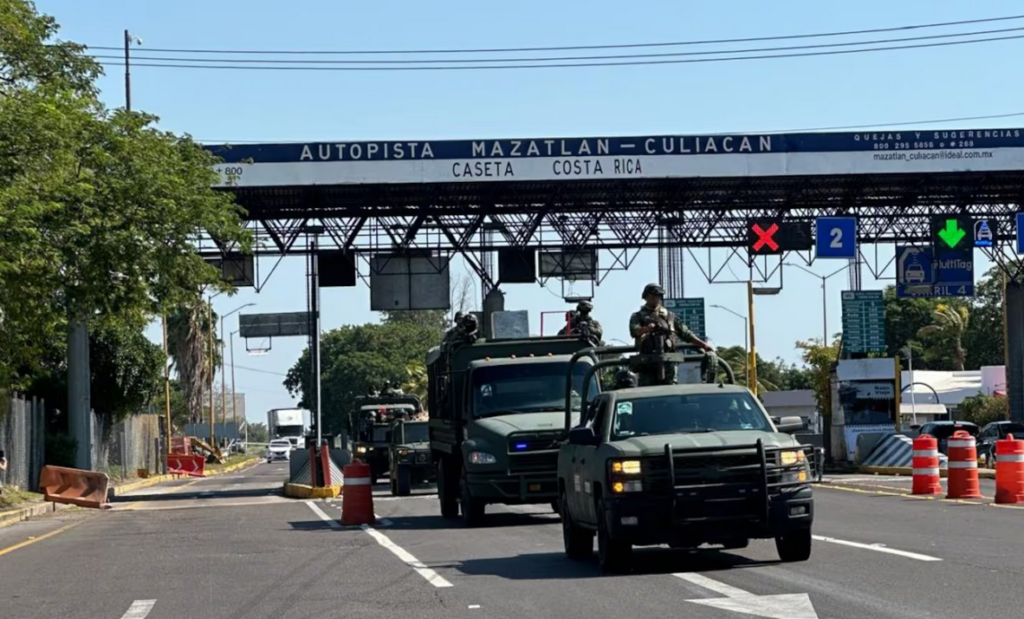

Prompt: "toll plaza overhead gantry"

[200,128,1024,421]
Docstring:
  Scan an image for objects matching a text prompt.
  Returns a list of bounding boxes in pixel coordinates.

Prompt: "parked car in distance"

[918,421,980,455]
[977,420,1024,467]
[267,438,292,462]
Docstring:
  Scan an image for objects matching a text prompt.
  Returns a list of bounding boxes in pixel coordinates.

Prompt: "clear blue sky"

[38,0,1022,423]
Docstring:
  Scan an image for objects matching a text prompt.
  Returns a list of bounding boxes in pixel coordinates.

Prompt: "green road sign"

[664,298,706,341]
[931,215,974,250]
[840,290,886,354]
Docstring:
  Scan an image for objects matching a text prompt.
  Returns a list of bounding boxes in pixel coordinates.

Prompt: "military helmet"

[461,313,478,329]
[614,368,637,387]
[642,283,665,298]
[576,300,593,313]
[454,311,464,322]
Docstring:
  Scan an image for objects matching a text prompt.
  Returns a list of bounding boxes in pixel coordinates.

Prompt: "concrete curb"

[1,457,263,529]
[859,465,996,479]
[283,483,342,499]
[0,501,72,530]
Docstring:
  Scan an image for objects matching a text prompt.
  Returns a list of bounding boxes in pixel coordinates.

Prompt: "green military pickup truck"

[427,336,599,527]
[351,395,423,483]
[557,347,815,573]
[388,418,434,496]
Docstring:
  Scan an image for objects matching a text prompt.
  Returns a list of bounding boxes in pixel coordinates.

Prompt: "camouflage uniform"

[557,301,604,346]
[384,381,404,397]
[628,287,696,387]
[441,314,479,354]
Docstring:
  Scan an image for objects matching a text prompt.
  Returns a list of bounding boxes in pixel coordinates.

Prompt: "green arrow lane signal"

[937,218,967,248]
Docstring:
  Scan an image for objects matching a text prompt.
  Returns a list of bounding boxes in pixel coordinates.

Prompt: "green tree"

[246,422,270,444]
[795,336,842,419]
[88,320,164,424]
[401,361,429,404]
[167,301,221,424]
[0,0,251,392]
[380,310,449,338]
[963,266,1016,369]
[917,304,970,371]
[958,394,1008,427]
[284,322,439,432]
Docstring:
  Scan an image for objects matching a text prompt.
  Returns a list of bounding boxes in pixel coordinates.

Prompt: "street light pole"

[747,281,758,396]
[784,262,852,345]
[230,330,238,427]
[709,304,748,367]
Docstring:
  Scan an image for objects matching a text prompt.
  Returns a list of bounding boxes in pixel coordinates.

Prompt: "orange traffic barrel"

[946,430,983,500]
[994,433,1024,504]
[912,434,942,495]
[341,460,375,526]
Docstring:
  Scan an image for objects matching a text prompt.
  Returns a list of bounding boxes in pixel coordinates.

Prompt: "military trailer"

[557,346,815,573]
[351,395,423,483]
[427,336,599,527]
[388,418,434,496]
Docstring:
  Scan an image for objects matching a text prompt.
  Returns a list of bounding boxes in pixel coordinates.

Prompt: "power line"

[192,111,1024,145]
[80,14,1024,55]
[95,33,1024,72]
[85,25,1024,66]
[233,364,289,377]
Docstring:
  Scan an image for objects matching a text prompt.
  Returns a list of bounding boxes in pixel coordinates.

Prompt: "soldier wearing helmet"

[558,299,604,346]
[612,368,638,390]
[628,283,713,386]
[441,312,480,354]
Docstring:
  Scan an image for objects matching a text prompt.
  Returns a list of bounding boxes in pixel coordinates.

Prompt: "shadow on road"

[111,486,283,503]
[385,511,557,530]
[441,548,779,580]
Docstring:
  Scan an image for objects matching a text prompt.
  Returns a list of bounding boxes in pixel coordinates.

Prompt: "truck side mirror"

[775,416,804,434]
[568,426,599,446]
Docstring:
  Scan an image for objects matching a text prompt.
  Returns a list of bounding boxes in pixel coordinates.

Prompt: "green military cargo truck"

[351,395,423,483]
[388,418,434,496]
[427,336,599,527]
[557,348,815,573]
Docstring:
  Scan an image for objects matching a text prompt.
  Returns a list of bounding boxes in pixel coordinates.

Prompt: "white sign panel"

[207,129,1024,187]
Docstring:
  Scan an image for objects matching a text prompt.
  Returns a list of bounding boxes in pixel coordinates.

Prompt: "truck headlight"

[779,450,806,466]
[399,449,409,457]
[356,446,368,454]
[781,470,809,483]
[611,481,643,493]
[469,451,496,465]
[611,460,642,475]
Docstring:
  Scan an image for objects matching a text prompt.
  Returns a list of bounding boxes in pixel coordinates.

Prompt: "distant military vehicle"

[351,395,422,483]
[557,346,815,573]
[388,418,434,496]
[427,336,598,527]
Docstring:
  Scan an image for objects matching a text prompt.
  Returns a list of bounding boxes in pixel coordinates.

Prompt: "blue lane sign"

[974,219,995,247]
[1017,212,1024,254]
[815,217,857,259]
[896,245,974,298]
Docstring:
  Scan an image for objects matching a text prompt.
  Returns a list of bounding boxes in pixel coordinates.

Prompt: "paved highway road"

[0,465,1018,618]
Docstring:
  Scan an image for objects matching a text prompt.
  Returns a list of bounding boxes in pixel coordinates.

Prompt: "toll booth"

[829,358,900,463]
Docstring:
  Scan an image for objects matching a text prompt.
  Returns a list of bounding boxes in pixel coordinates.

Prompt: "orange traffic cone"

[912,434,942,495]
[341,460,376,526]
[994,434,1024,505]
[946,430,982,500]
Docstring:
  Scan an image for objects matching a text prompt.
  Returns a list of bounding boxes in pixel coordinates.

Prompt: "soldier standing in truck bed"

[558,300,604,346]
[441,313,479,354]
[628,283,714,386]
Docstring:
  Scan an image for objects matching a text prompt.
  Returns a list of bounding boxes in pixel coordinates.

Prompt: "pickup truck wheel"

[396,465,412,496]
[437,459,459,519]
[561,493,593,560]
[596,500,632,573]
[460,470,485,527]
[550,500,560,515]
[775,529,812,562]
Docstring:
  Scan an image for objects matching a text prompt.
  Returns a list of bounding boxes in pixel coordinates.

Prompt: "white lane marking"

[812,535,942,562]
[468,605,481,609]
[119,600,156,619]
[305,501,342,529]
[675,574,819,619]
[675,573,750,598]
[361,524,453,588]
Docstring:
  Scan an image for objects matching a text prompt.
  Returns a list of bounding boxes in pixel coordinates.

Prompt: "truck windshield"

[472,362,599,418]
[402,423,429,443]
[612,392,771,439]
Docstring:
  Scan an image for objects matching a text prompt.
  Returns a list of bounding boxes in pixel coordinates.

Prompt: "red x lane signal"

[750,222,781,252]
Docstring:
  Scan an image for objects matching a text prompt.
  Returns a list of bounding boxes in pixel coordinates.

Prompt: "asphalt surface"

[0,464,1018,618]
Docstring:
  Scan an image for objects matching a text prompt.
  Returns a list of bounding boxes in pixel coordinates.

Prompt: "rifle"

[641,320,675,382]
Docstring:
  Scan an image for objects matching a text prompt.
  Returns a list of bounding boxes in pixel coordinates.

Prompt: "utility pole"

[207,300,216,449]
[123,29,132,111]
[220,316,227,427]
[230,330,238,428]
[162,317,172,454]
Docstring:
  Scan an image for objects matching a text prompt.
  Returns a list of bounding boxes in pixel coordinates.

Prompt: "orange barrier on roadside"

[167,454,205,477]
[995,434,1024,504]
[341,460,375,526]
[38,465,110,509]
[320,447,333,487]
[946,430,983,499]
[170,436,191,455]
[912,434,942,495]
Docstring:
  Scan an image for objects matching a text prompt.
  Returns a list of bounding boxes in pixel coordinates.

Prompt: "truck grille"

[507,431,561,475]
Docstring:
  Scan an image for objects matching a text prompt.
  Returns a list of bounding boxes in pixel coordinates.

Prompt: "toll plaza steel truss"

[201,171,1024,287]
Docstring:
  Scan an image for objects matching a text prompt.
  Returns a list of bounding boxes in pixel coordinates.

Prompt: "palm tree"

[167,299,221,424]
[917,304,970,371]
[716,345,778,392]
[402,361,428,404]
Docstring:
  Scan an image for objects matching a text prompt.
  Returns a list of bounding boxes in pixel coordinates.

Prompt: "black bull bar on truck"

[562,345,737,431]
[660,441,817,525]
